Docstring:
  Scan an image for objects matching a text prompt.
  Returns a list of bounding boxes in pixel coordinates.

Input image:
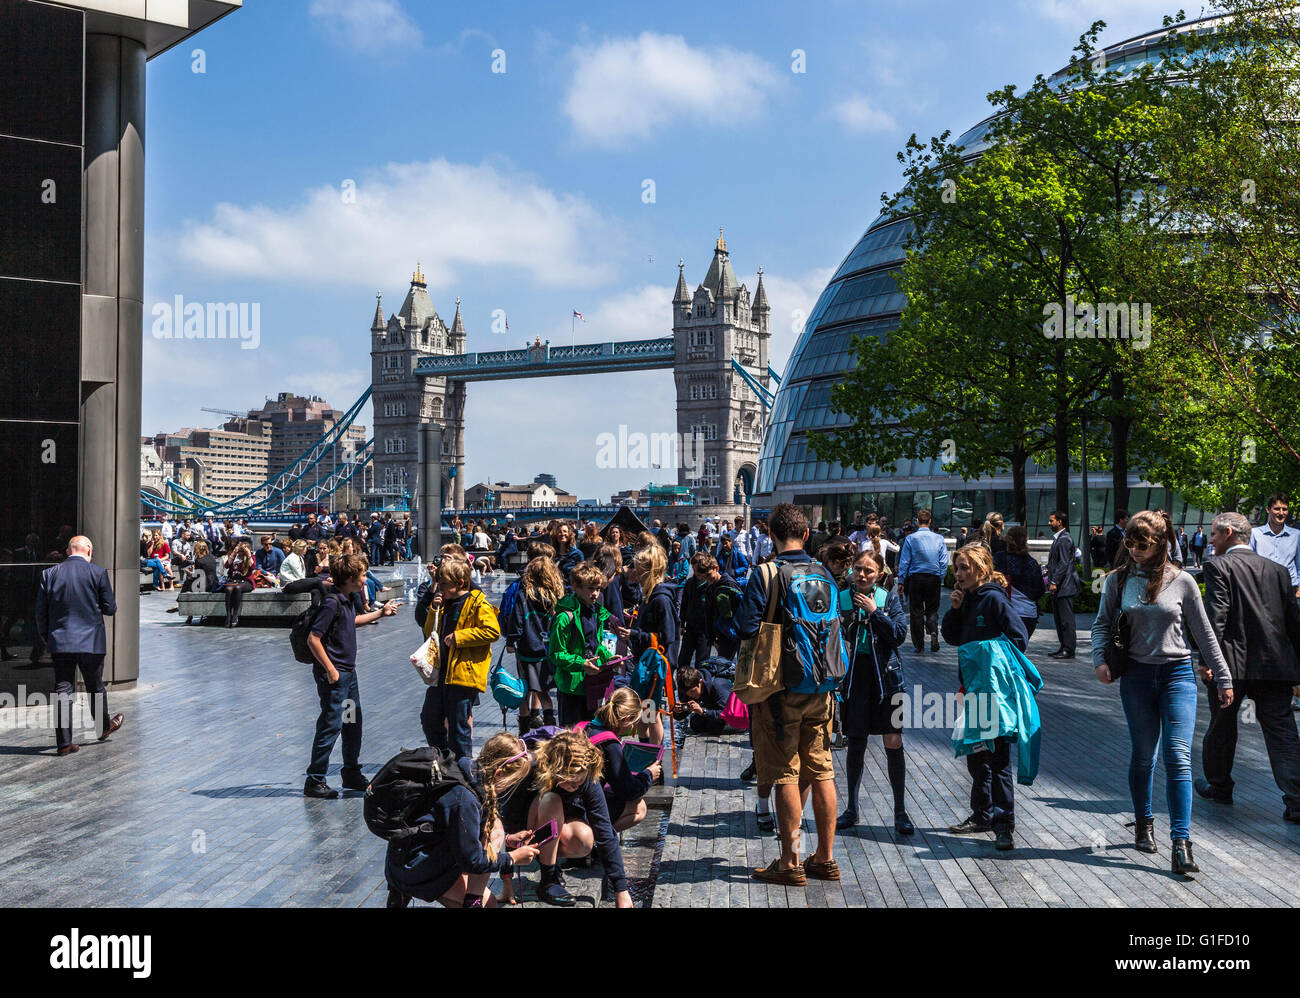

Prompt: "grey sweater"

[1090,567,1232,687]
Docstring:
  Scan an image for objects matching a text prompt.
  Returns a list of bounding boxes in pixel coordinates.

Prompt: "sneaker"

[995,826,1015,851]
[340,769,369,792]
[948,815,992,834]
[303,777,339,799]
[739,760,757,782]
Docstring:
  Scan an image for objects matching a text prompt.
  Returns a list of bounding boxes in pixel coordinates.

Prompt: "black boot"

[386,887,410,908]
[1134,817,1157,854]
[1171,839,1199,876]
[537,864,576,906]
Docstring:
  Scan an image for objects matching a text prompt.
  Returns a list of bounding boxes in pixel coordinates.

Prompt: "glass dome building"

[756,18,1225,537]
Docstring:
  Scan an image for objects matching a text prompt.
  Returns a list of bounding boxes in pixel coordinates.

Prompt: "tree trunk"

[1055,344,1070,515]
[1012,443,1028,524]
[1110,369,1130,513]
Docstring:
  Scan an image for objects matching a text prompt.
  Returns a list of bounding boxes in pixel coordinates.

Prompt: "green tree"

[813,21,1189,523]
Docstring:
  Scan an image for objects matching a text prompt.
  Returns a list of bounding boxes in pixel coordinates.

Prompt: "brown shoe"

[752,858,806,886]
[57,744,79,756]
[805,856,841,881]
[99,713,124,741]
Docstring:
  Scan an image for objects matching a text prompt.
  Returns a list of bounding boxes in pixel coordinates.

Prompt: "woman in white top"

[280,539,326,604]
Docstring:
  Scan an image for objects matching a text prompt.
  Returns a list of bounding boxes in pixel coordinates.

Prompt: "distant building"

[611,488,642,506]
[534,472,558,488]
[244,392,367,480]
[464,480,574,508]
[151,418,272,505]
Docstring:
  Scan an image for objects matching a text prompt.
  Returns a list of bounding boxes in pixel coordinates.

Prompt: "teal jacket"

[954,635,1044,785]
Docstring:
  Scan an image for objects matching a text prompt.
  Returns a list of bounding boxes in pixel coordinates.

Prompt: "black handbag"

[1103,580,1132,678]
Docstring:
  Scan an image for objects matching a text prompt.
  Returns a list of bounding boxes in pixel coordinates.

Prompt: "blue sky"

[141,0,1198,499]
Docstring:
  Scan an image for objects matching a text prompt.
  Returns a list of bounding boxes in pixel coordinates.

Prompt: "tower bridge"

[369,230,773,509]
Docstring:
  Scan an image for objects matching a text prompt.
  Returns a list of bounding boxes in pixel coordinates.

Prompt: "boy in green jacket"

[549,561,614,726]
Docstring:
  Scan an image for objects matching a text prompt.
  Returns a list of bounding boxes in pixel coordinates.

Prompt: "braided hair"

[475,733,531,861]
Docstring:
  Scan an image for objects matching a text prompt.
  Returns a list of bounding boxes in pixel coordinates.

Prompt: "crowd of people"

[31,492,1300,906]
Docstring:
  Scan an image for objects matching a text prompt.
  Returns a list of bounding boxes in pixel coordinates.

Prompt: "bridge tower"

[672,229,770,504]
[369,265,466,510]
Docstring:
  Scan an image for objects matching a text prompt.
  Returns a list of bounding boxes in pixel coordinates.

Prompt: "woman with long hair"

[941,543,1036,851]
[221,540,256,628]
[993,526,1045,637]
[978,513,1004,555]
[1091,510,1233,875]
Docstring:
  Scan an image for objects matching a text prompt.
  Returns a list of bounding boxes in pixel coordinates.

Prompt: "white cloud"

[830,94,898,135]
[308,0,421,53]
[170,158,619,291]
[563,32,781,146]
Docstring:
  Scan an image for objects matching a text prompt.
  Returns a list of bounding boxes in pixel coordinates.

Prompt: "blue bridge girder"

[414,337,676,381]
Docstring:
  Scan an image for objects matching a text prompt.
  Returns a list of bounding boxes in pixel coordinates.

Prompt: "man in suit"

[34,536,123,755]
[1103,509,1129,569]
[897,507,949,653]
[1046,511,1081,659]
[1195,512,1300,821]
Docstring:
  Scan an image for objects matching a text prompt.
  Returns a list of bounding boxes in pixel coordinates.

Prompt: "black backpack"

[363,746,478,852]
[289,594,342,665]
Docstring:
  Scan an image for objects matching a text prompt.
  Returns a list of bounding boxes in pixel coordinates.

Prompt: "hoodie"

[940,581,1028,651]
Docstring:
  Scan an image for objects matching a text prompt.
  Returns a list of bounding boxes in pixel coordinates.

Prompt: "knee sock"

[886,746,907,814]
[845,736,868,813]
[756,795,770,815]
[542,709,556,727]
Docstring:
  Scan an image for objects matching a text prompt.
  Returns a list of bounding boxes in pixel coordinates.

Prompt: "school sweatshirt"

[940,582,1029,651]
[628,582,681,668]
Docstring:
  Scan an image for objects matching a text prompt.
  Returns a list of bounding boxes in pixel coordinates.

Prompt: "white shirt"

[160,520,175,541]
[473,531,491,550]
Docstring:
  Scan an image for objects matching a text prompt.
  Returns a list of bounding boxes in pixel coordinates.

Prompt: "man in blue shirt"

[1250,494,1300,597]
[896,508,949,653]
[255,534,285,576]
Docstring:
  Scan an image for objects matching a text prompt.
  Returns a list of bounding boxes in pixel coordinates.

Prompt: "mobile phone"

[531,819,559,846]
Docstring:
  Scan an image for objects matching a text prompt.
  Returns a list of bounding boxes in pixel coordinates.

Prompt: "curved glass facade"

[757,18,1224,535]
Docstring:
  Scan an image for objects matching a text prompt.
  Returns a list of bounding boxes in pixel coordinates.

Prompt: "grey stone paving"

[2,576,1298,908]
[654,618,1300,908]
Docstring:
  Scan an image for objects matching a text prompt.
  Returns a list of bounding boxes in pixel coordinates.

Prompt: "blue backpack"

[775,560,847,694]
[499,577,522,621]
[630,644,670,702]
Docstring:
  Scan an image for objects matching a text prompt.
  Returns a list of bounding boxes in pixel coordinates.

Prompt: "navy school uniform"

[840,587,909,736]
[505,591,555,694]
[586,719,653,821]
[500,762,629,895]
[385,759,511,902]
[628,582,681,690]
[306,590,362,781]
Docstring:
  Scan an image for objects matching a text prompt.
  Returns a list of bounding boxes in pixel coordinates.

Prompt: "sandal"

[752,858,806,886]
[804,856,841,881]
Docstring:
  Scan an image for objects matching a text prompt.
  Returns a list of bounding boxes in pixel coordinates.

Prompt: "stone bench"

[176,586,400,624]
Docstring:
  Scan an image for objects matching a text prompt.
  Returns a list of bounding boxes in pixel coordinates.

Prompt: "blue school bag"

[488,646,527,711]
[775,560,848,695]
[630,644,670,702]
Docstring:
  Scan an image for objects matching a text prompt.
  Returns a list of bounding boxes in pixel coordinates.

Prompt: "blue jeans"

[421,683,476,759]
[145,557,170,586]
[365,571,380,605]
[1120,657,1197,840]
[308,669,363,780]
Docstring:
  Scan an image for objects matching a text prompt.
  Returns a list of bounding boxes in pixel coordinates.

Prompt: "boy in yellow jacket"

[421,557,500,757]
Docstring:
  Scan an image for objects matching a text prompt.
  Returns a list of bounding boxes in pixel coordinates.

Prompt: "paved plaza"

[2,574,1298,908]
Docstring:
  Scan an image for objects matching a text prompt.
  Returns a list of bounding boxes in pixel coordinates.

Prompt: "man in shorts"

[734,502,839,886]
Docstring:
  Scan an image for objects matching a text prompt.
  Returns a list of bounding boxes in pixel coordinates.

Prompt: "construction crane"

[200,406,245,421]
